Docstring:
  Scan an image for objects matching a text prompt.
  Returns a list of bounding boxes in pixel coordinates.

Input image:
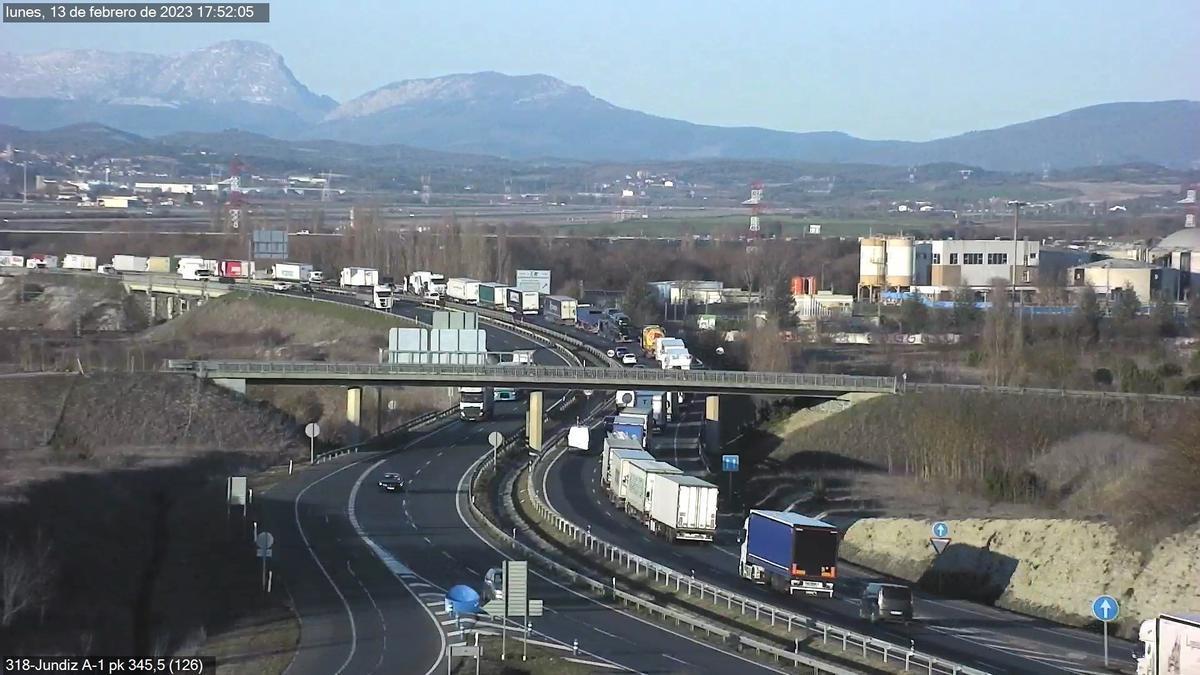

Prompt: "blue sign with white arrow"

[932,521,950,538]
[1091,595,1119,622]
[722,454,739,472]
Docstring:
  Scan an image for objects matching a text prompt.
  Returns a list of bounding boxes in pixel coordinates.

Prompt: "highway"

[539,399,1139,675]
[260,297,794,674]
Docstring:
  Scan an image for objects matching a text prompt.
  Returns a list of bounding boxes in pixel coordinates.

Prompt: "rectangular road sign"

[504,560,529,616]
[450,645,480,657]
[482,599,505,615]
[227,476,248,506]
[722,454,739,472]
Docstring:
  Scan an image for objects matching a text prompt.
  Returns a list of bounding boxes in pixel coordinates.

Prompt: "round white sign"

[304,422,321,438]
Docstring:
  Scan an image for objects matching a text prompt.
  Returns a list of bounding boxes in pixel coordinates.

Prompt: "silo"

[885,236,914,288]
[859,237,887,287]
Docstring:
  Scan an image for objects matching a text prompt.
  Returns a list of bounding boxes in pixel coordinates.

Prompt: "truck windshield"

[461,391,486,403]
[792,527,839,575]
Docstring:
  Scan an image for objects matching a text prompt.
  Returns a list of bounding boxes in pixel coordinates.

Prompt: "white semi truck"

[1137,613,1200,675]
[623,460,683,522]
[646,474,719,542]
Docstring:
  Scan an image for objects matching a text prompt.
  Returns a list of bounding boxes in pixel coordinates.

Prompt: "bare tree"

[1,532,54,627]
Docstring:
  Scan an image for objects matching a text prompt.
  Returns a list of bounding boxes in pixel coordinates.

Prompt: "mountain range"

[1,40,1197,171]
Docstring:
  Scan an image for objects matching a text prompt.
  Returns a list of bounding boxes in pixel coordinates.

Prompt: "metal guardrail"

[467,429,862,674]
[164,359,897,394]
[909,382,1200,403]
[312,405,459,464]
[523,443,989,675]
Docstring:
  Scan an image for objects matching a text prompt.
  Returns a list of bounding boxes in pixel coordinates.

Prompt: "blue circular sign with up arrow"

[1091,595,1119,622]
[932,521,950,538]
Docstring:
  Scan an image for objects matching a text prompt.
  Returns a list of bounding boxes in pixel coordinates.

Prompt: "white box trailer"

[624,460,683,521]
[610,450,657,505]
[62,254,98,271]
[112,255,149,273]
[25,254,58,268]
[340,267,379,288]
[1137,613,1200,675]
[271,263,313,282]
[603,446,652,501]
[655,337,686,362]
[601,436,645,485]
[505,288,539,314]
[0,254,25,268]
[447,277,481,304]
[647,474,719,542]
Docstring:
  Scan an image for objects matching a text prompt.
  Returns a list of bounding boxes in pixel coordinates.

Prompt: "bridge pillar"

[148,293,157,320]
[213,378,246,395]
[527,390,543,452]
[703,394,720,453]
[346,386,363,442]
[165,294,176,319]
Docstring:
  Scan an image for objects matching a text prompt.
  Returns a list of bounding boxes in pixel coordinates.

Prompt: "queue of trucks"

[596,430,720,543]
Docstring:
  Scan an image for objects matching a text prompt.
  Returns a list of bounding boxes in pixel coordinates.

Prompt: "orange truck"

[641,325,665,357]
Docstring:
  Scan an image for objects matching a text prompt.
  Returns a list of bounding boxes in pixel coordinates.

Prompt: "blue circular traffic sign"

[1091,595,1119,622]
[931,521,950,538]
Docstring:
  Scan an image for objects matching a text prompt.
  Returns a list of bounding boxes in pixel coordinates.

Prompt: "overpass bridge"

[164,359,897,397]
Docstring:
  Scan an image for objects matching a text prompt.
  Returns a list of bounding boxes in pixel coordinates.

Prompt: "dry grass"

[757,392,1199,548]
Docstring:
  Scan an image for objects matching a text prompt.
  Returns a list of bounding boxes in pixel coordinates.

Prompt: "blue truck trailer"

[739,510,839,597]
[611,415,646,449]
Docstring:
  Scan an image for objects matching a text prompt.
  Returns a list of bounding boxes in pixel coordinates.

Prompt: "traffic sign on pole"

[929,537,951,555]
[932,521,950,538]
[1092,595,1119,668]
[1091,595,1119,622]
[722,454,739,472]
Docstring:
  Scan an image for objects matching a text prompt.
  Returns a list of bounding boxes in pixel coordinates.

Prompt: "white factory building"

[858,236,1040,301]
[1069,259,1179,303]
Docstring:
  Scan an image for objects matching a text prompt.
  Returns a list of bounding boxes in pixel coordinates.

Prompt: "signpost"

[928,521,951,593]
[479,560,544,661]
[305,422,321,463]
[255,531,274,590]
[488,431,504,467]
[721,454,739,499]
[1091,594,1119,667]
[447,644,480,675]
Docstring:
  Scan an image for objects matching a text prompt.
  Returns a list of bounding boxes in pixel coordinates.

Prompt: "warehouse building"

[1069,259,1179,303]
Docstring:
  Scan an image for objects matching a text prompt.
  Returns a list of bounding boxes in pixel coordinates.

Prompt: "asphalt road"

[263,299,792,674]
[542,400,1140,675]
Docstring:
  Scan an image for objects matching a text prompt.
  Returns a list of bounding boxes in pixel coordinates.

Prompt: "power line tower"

[743,181,764,236]
[225,156,246,231]
[421,175,432,206]
[320,171,333,202]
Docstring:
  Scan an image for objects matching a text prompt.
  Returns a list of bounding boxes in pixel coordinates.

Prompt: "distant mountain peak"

[0,41,335,120]
[324,71,600,122]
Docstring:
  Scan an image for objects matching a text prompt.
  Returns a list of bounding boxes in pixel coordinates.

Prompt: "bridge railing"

[311,405,459,464]
[164,358,897,392]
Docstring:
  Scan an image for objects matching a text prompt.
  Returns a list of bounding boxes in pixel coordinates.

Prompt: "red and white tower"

[225,156,246,231]
[743,181,764,235]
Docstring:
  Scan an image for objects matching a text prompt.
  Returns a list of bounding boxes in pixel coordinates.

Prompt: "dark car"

[860,582,914,624]
[603,414,616,434]
[298,283,314,295]
[377,472,405,492]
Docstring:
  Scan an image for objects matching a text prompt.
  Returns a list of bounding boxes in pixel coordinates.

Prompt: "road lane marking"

[293,461,363,675]
[593,627,620,639]
[663,654,690,666]
[346,560,388,675]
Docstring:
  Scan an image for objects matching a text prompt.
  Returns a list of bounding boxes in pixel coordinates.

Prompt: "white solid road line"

[293,461,363,675]
[345,560,388,675]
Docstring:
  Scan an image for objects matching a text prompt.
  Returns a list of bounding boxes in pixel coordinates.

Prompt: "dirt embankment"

[839,518,1200,639]
[745,391,1200,638]
[0,373,304,499]
[0,372,308,658]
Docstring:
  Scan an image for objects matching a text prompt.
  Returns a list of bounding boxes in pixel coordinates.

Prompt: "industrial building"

[1069,259,1179,303]
[858,236,1039,302]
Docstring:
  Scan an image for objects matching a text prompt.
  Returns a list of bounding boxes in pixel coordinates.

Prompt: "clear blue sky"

[3,0,1197,140]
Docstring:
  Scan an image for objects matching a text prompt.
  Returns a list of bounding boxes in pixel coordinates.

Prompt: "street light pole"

[1007,200,1028,306]
[22,162,28,204]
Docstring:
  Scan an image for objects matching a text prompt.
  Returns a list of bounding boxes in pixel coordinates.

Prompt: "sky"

[3,0,1198,140]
